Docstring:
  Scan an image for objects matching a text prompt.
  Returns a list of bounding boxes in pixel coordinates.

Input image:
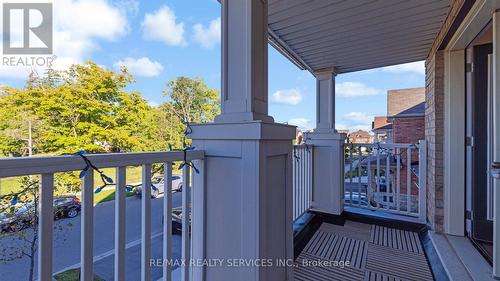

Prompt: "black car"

[53,196,81,219]
[0,196,81,233]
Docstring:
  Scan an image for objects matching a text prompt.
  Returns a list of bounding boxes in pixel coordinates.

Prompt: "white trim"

[446,0,500,51]
[443,49,466,236]
[492,10,500,278]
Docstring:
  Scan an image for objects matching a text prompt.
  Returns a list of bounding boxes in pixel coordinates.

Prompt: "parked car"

[0,196,81,233]
[169,207,191,234]
[0,203,35,232]
[53,196,81,219]
[134,175,183,198]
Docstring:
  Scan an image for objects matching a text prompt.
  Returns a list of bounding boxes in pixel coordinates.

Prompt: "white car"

[134,176,183,198]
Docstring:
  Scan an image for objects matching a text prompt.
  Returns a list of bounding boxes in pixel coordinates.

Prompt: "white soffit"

[268,0,452,74]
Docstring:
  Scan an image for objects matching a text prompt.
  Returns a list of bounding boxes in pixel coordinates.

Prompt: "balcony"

[0,141,432,281]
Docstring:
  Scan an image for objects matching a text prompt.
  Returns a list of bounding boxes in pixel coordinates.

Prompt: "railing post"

[141,164,152,281]
[163,162,173,281]
[418,140,427,224]
[181,165,191,281]
[81,169,94,281]
[115,167,126,281]
[192,159,205,281]
[39,173,54,281]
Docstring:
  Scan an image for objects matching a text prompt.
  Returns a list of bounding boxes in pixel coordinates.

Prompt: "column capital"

[314,67,337,78]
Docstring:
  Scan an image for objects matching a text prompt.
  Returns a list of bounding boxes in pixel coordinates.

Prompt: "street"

[0,192,184,281]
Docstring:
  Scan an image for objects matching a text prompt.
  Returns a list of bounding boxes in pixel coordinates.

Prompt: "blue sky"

[0,0,425,132]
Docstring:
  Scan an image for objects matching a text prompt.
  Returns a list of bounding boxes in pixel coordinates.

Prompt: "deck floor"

[294,221,433,281]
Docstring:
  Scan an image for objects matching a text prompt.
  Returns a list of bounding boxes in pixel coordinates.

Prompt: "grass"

[85,189,136,205]
[0,166,149,196]
[54,269,104,281]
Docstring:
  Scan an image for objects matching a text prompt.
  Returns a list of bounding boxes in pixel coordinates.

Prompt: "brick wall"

[392,117,425,144]
[425,51,445,232]
[388,88,426,116]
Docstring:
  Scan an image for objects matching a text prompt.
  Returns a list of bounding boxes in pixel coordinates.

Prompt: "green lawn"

[54,269,104,281]
[0,166,147,196]
[80,189,136,205]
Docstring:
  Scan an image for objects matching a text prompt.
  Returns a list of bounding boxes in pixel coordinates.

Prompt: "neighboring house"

[372,88,425,145]
[391,101,426,144]
[348,130,373,143]
[372,116,392,143]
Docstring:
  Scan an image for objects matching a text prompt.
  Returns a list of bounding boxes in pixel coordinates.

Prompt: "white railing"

[292,144,313,221]
[344,140,427,223]
[0,150,205,281]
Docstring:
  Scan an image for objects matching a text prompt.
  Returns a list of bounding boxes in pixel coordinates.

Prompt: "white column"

[215,0,273,123]
[492,11,500,279]
[191,1,295,280]
[304,69,345,215]
[314,69,336,132]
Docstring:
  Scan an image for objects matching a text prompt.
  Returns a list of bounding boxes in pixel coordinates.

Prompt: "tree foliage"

[0,63,220,192]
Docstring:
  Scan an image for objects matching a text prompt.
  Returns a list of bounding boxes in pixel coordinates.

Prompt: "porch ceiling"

[268,0,452,74]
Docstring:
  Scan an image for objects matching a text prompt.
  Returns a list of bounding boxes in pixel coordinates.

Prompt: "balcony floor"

[294,220,434,281]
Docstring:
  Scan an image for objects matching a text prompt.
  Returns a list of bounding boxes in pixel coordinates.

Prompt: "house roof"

[392,102,426,118]
[374,123,393,132]
[372,116,391,130]
[268,0,451,74]
[349,130,371,138]
[387,87,425,116]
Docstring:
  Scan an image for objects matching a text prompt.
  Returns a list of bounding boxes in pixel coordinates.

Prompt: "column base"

[304,131,346,215]
[190,121,295,281]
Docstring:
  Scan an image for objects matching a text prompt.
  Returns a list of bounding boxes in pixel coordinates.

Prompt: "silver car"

[134,175,183,198]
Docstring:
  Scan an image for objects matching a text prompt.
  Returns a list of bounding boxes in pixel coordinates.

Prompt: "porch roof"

[268,0,452,74]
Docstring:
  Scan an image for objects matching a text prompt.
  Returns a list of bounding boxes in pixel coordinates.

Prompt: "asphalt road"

[0,192,183,281]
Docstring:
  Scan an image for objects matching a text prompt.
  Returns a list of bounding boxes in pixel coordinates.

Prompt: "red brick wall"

[425,51,445,233]
[392,117,425,145]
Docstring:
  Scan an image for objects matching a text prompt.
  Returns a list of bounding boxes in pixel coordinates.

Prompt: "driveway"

[0,192,183,281]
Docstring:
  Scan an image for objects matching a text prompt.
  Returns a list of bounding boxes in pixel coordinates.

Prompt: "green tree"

[163,77,220,124]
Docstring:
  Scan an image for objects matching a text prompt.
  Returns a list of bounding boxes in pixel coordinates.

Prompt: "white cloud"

[0,0,130,78]
[141,6,186,46]
[336,82,384,98]
[341,112,374,131]
[193,17,221,49]
[115,0,140,16]
[288,118,313,130]
[114,57,164,77]
[381,61,424,75]
[271,89,303,105]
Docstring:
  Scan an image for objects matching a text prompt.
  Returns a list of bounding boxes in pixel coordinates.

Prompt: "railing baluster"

[308,147,312,210]
[396,149,401,212]
[141,164,152,281]
[192,159,205,280]
[182,165,191,281]
[300,147,305,215]
[376,148,380,207]
[407,147,412,214]
[386,151,391,210]
[358,147,362,207]
[163,162,173,281]
[81,168,94,281]
[115,167,126,281]
[418,140,427,222]
[367,146,372,209]
[349,144,353,205]
[39,173,54,281]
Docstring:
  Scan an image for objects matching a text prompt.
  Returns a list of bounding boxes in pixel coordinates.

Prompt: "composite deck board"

[295,221,433,281]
